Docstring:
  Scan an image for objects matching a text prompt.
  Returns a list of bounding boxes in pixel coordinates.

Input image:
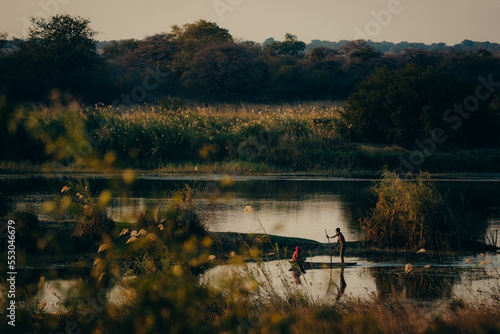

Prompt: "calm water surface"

[2,174,500,308]
[3,174,500,243]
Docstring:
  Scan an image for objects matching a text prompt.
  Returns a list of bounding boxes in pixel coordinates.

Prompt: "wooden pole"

[325,229,332,266]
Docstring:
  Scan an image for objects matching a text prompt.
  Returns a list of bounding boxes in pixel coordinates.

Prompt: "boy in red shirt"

[292,246,306,273]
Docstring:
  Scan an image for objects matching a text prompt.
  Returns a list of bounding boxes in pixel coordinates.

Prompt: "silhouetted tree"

[169,20,232,74]
[21,15,98,90]
[0,32,7,50]
[303,47,343,99]
[102,39,140,61]
[13,14,110,102]
[338,40,382,67]
[185,42,259,99]
[4,17,500,107]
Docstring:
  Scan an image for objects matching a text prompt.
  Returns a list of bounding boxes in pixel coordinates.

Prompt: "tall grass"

[362,170,488,251]
[6,102,500,173]
[7,102,363,172]
[86,103,347,169]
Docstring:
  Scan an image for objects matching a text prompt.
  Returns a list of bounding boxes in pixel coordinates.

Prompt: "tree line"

[1,15,499,105]
[1,15,500,150]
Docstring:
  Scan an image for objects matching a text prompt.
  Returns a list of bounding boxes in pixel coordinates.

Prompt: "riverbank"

[215,232,499,262]
[0,160,377,177]
[5,160,500,180]
[9,220,498,271]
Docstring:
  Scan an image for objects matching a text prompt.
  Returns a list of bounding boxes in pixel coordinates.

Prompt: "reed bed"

[5,102,500,173]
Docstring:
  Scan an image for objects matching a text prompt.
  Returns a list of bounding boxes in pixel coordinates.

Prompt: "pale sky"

[1,0,500,45]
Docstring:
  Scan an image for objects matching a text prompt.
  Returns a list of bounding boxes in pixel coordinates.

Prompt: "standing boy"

[328,228,346,263]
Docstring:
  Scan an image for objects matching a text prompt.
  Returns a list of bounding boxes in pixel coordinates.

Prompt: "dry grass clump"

[72,205,115,241]
[61,180,115,241]
[137,185,207,242]
[362,170,487,251]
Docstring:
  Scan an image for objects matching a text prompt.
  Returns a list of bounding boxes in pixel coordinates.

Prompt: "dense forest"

[2,15,500,105]
[1,15,500,167]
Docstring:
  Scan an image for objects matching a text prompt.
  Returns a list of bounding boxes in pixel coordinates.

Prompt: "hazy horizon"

[1,0,500,45]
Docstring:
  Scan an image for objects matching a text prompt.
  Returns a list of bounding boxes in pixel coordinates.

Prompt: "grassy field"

[4,102,500,175]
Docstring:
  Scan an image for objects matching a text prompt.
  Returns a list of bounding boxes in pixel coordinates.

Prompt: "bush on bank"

[361,170,488,251]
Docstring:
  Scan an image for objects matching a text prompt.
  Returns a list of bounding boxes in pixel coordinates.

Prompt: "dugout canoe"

[290,261,357,269]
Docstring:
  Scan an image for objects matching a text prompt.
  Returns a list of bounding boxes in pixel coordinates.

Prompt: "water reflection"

[34,278,130,314]
[203,254,500,305]
[5,255,499,313]
[291,266,348,301]
[337,268,347,301]
[371,267,455,300]
[291,267,303,285]
[2,175,500,244]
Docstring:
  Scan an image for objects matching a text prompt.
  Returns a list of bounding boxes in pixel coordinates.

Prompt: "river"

[1,173,500,308]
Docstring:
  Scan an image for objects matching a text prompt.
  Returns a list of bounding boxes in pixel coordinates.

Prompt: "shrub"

[61,180,115,242]
[159,185,207,242]
[136,185,207,244]
[340,64,497,147]
[73,205,115,241]
[361,170,487,250]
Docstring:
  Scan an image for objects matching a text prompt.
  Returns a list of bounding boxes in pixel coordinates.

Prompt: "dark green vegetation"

[362,170,489,251]
[2,15,500,173]
[2,16,346,103]
[1,15,500,106]
[342,64,500,147]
